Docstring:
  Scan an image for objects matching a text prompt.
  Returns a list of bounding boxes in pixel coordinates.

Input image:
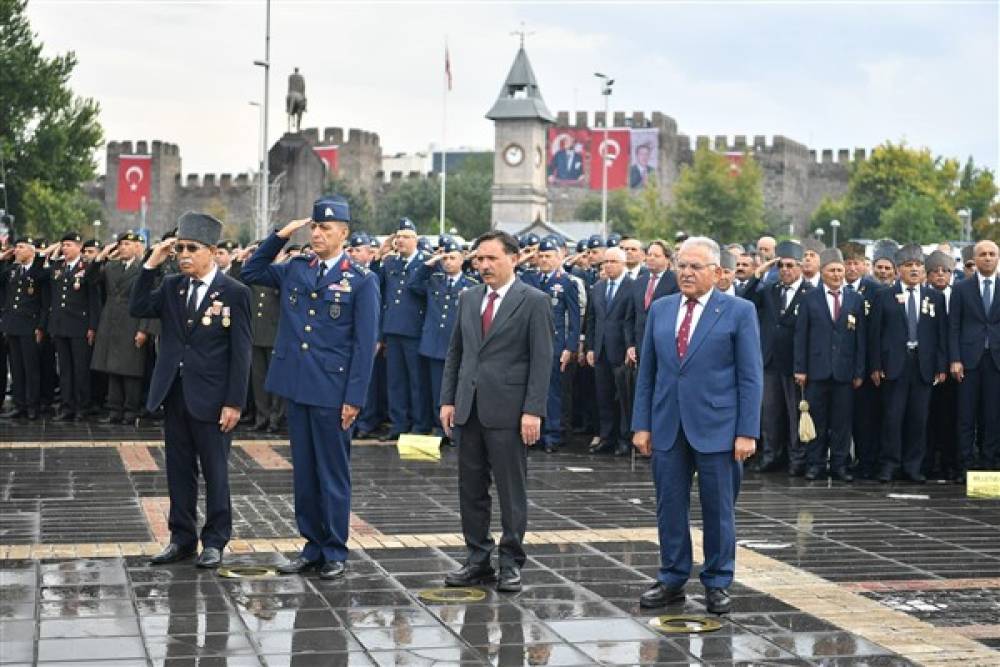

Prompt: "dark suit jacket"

[794,285,866,383]
[130,268,252,422]
[0,259,50,336]
[585,276,633,365]
[744,277,812,375]
[625,271,679,351]
[948,273,1000,370]
[869,283,947,384]
[441,280,554,429]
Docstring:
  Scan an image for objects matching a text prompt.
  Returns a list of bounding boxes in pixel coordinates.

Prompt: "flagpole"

[439,39,448,237]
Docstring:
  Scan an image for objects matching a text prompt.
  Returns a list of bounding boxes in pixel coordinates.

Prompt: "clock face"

[534,146,543,168]
[503,143,524,167]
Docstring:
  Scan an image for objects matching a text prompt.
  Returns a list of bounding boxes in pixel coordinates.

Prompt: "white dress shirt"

[979,272,996,304]
[187,265,218,311]
[779,277,803,311]
[625,266,642,281]
[675,288,714,343]
[480,275,516,315]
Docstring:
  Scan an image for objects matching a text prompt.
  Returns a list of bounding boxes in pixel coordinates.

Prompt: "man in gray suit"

[440,230,554,593]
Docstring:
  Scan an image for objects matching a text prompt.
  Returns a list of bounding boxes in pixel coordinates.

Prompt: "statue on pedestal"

[286,67,307,133]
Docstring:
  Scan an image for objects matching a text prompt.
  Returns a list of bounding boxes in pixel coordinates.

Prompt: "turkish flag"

[724,152,745,177]
[313,146,339,177]
[116,155,151,211]
[589,129,630,190]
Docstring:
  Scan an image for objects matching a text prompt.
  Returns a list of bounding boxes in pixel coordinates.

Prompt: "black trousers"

[805,379,854,472]
[0,335,8,401]
[54,336,92,414]
[957,353,1000,470]
[879,352,933,478]
[560,360,576,440]
[926,377,959,476]
[573,364,599,434]
[760,370,804,469]
[613,363,636,446]
[852,378,882,476]
[251,346,284,427]
[7,334,40,410]
[594,353,625,446]
[163,378,233,550]
[39,336,57,405]
[456,401,528,569]
[106,373,142,418]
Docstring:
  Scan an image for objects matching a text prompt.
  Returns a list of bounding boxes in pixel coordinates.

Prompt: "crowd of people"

[2,219,997,487]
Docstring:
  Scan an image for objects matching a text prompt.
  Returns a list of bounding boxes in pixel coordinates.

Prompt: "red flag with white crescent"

[116,155,151,211]
[313,146,339,177]
[589,129,630,190]
[724,152,745,177]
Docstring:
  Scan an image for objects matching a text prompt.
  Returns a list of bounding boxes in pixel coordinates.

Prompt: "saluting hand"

[219,406,240,433]
[277,218,312,239]
[146,240,173,268]
[341,404,359,431]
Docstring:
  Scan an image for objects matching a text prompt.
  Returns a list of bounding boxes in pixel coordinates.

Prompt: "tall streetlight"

[815,228,825,243]
[253,0,271,240]
[594,72,614,239]
[830,218,840,247]
[957,208,972,243]
[92,219,101,243]
[249,101,263,234]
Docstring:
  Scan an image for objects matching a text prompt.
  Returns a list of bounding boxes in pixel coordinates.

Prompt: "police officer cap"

[801,238,826,254]
[313,195,350,224]
[587,234,606,250]
[348,232,370,248]
[286,244,302,252]
[872,239,900,264]
[397,217,416,233]
[218,240,238,252]
[925,250,954,273]
[368,236,380,249]
[441,239,461,254]
[177,211,223,247]
[961,245,974,263]
[82,239,101,250]
[417,236,433,253]
[542,233,564,247]
[538,237,560,253]
[117,229,142,242]
[575,239,588,254]
[840,241,866,261]
[775,240,803,262]
[13,235,36,247]
[60,232,82,244]
[719,248,737,271]
[437,234,454,249]
[523,233,540,247]
[819,248,845,268]
[607,232,622,248]
[895,243,924,266]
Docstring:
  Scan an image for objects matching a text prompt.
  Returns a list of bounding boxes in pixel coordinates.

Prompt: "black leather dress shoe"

[705,587,732,614]
[277,556,322,575]
[444,563,496,587]
[379,432,402,443]
[788,465,805,478]
[196,547,223,569]
[906,473,927,484]
[149,543,196,565]
[877,469,894,483]
[804,467,823,481]
[614,444,632,457]
[589,441,615,455]
[0,408,26,420]
[543,443,556,454]
[52,411,75,422]
[831,468,854,482]
[496,566,522,593]
[319,561,346,580]
[639,582,685,608]
[253,419,269,431]
[100,414,122,425]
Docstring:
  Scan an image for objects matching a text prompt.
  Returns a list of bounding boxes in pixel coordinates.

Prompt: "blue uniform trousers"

[385,334,431,434]
[541,356,563,448]
[286,401,352,563]
[163,378,232,550]
[357,352,386,433]
[651,428,742,590]
[424,356,445,434]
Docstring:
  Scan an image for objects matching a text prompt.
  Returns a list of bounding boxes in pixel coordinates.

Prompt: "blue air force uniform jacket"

[407,263,477,360]
[379,253,426,339]
[520,270,581,355]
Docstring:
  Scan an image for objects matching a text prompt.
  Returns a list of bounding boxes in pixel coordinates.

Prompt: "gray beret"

[872,239,900,264]
[775,240,803,261]
[819,248,844,268]
[801,238,826,254]
[925,250,955,273]
[176,211,222,247]
[719,248,736,271]
[894,243,924,266]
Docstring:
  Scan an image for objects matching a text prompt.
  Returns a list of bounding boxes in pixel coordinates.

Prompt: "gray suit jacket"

[441,279,554,429]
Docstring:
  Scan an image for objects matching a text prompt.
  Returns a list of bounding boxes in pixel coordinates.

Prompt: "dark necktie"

[186,279,203,326]
[644,273,659,310]
[482,291,499,336]
[984,278,993,314]
[829,289,841,321]
[780,285,791,313]
[676,298,698,359]
[844,283,855,293]
[906,287,918,343]
[539,273,548,290]
[316,261,327,286]
[447,277,454,291]
[606,280,615,304]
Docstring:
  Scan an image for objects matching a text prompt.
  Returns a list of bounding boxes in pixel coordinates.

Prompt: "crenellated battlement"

[175,173,253,190]
[296,126,381,149]
[809,148,868,165]
[554,110,678,133]
[106,139,180,157]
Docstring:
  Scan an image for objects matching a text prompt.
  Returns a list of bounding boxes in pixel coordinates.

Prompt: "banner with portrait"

[547,128,590,187]
[628,128,659,189]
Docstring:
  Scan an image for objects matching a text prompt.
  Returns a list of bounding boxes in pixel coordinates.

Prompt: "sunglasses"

[173,242,205,254]
[778,262,799,270]
[965,262,976,268]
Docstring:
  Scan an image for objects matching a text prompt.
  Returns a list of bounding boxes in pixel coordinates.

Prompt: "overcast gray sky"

[27,0,1000,177]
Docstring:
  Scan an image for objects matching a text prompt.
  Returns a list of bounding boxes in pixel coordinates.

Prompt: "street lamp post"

[253,0,271,240]
[830,218,840,248]
[815,228,825,243]
[957,208,972,243]
[594,72,614,239]
[92,219,101,243]
[249,101,263,234]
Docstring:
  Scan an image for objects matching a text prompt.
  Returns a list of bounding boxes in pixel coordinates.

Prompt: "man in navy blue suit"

[242,196,379,579]
[869,244,948,483]
[949,240,1000,478]
[794,248,866,482]
[632,237,763,615]
[585,247,633,456]
[130,212,252,568]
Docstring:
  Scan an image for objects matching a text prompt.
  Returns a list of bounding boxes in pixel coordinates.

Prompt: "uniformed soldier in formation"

[379,218,430,439]
[924,250,960,479]
[241,244,285,432]
[242,196,379,579]
[794,248,866,482]
[869,244,948,483]
[0,236,50,420]
[46,233,101,421]
[350,233,388,439]
[214,240,238,276]
[408,238,478,439]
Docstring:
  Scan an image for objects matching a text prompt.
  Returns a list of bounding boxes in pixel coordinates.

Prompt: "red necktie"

[644,273,659,310]
[829,289,841,321]
[676,298,698,359]
[482,291,499,336]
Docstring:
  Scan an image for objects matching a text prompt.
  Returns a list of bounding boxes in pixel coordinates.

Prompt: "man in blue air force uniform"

[241,196,380,579]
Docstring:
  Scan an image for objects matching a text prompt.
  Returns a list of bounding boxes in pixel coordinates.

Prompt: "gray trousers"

[456,401,528,569]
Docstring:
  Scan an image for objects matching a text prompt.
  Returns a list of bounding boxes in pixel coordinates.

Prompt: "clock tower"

[487,43,554,228]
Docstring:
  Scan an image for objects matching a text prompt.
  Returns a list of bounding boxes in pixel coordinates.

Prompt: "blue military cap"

[607,232,622,248]
[519,233,540,249]
[441,239,461,253]
[397,217,416,233]
[538,237,560,253]
[348,232,370,248]
[417,236,434,253]
[587,234,605,250]
[313,195,351,223]
[437,234,454,249]
[575,239,588,253]
[368,236,380,249]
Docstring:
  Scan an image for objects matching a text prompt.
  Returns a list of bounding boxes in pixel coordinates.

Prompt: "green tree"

[954,157,997,225]
[0,0,103,238]
[630,180,672,241]
[443,154,492,239]
[373,177,439,235]
[573,190,637,236]
[809,195,848,240]
[973,201,1000,243]
[876,191,959,244]
[323,176,374,230]
[667,147,764,243]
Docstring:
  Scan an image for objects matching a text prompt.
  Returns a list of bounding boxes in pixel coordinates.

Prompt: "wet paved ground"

[1,421,998,666]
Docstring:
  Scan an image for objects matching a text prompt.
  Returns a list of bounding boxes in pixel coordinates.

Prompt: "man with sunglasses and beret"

[924,250,961,479]
[242,196,379,580]
[130,212,252,569]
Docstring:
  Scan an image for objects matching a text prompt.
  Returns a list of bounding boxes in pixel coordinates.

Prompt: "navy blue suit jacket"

[624,271,679,351]
[130,268,252,422]
[794,285,866,383]
[744,277,812,375]
[585,276,633,365]
[632,289,763,452]
[379,253,427,339]
[869,283,947,383]
[520,269,581,354]
[948,273,1000,369]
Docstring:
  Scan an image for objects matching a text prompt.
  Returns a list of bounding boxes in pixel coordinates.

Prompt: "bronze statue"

[286,67,306,133]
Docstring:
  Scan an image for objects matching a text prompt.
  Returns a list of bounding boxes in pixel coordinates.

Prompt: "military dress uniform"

[0,243,50,419]
[355,234,388,437]
[379,219,430,436]
[249,280,284,431]
[241,197,379,571]
[408,248,477,436]
[47,235,101,420]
